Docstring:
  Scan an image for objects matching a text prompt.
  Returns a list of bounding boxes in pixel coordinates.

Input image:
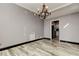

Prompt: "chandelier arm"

[34,3,51,19]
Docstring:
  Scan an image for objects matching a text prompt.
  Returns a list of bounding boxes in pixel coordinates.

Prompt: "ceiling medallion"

[34,3,51,19]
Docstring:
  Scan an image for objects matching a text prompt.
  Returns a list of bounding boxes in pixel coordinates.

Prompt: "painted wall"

[44,13,79,43]
[0,4,44,48]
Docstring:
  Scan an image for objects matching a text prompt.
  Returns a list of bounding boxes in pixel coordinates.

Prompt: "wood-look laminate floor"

[0,39,79,56]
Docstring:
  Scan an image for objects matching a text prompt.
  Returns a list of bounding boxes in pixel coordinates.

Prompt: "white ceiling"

[16,3,79,19]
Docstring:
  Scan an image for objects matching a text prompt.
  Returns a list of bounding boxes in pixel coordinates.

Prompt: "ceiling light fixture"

[34,3,51,19]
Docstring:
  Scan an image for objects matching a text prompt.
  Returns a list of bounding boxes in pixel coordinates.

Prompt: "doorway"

[51,20,59,42]
[51,20,59,47]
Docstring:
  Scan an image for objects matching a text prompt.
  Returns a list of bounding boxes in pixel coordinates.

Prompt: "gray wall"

[44,13,79,43]
[0,4,44,48]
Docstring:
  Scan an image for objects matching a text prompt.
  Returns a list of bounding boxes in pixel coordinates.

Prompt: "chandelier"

[34,4,51,19]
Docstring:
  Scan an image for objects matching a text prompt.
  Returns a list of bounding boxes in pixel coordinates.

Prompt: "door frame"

[50,19,60,41]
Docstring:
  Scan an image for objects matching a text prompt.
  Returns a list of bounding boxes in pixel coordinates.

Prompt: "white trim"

[50,19,60,39]
[51,3,72,13]
[15,3,36,13]
[16,3,73,14]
